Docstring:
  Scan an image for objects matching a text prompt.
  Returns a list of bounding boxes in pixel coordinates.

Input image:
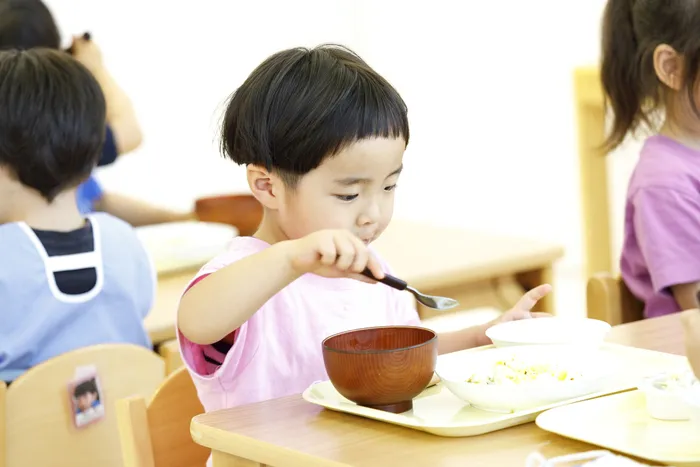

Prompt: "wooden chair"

[156,339,183,375]
[195,194,263,237]
[574,66,613,280]
[586,272,644,326]
[1,344,165,467]
[117,366,208,467]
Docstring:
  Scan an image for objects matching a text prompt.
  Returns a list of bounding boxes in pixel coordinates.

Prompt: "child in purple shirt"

[601,0,700,317]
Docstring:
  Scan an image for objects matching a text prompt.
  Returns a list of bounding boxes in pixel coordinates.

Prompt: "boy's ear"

[247,165,283,210]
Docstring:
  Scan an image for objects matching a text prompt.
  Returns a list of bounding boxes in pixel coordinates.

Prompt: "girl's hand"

[286,229,385,283]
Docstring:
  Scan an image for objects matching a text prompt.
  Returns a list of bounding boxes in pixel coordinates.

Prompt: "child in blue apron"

[0,49,154,383]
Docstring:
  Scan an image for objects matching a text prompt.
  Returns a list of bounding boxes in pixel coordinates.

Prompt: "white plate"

[436,345,616,412]
[135,221,237,274]
[485,317,611,347]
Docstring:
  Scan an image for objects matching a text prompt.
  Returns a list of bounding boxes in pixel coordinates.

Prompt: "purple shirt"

[621,135,700,318]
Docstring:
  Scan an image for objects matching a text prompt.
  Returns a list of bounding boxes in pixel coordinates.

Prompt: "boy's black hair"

[0,0,60,50]
[73,378,98,399]
[221,44,409,186]
[0,48,106,201]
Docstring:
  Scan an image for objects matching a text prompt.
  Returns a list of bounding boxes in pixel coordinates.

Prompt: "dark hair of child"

[221,44,409,186]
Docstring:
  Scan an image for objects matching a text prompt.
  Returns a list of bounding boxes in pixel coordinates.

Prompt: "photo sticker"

[68,370,105,429]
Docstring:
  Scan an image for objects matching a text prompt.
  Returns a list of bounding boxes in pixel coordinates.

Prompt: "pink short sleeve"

[177,237,269,379]
[632,187,700,293]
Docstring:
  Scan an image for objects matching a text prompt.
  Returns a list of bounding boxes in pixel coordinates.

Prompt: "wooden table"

[373,220,563,318]
[189,314,684,467]
[143,268,198,345]
[144,219,564,344]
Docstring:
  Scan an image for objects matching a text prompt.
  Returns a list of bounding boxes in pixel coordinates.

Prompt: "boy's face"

[277,137,405,244]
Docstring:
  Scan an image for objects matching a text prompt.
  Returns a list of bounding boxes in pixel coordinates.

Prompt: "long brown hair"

[601,0,700,151]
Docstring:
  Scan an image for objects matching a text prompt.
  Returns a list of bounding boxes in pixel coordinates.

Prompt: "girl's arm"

[672,282,700,311]
[70,37,143,154]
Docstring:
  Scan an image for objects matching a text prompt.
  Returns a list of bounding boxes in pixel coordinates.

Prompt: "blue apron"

[0,213,154,382]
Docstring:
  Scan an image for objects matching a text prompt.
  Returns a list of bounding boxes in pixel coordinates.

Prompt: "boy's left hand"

[497,284,553,323]
[475,284,552,347]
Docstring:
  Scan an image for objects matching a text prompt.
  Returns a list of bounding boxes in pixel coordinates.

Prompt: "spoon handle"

[361,268,408,291]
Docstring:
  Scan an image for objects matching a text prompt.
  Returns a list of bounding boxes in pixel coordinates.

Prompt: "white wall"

[45,0,638,277]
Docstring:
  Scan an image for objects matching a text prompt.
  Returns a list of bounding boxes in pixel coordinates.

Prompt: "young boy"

[178,45,551,416]
[0,48,154,383]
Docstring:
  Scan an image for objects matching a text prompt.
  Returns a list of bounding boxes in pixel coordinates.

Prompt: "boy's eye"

[334,194,358,202]
[384,184,397,192]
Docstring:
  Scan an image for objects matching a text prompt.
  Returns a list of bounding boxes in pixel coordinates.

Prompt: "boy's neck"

[254,213,289,244]
[6,188,85,232]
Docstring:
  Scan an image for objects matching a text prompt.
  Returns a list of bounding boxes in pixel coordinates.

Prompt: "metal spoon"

[362,268,459,310]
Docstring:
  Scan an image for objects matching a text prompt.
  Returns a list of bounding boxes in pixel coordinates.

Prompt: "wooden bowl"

[322,326,438,414]
[194,194,263,237]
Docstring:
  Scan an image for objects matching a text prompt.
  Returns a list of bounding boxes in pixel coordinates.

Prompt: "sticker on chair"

[67,365,105,429]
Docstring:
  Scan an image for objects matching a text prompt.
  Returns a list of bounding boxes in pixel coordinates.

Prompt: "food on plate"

[465,356,583,385]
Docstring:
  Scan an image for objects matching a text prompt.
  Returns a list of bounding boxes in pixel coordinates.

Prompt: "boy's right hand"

[286,229,385,283]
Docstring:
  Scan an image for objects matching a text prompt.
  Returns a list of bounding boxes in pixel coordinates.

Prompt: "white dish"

[639,371,696,421]
[135,221,237,274]
[485,317,611,348]
[435,345,615,412]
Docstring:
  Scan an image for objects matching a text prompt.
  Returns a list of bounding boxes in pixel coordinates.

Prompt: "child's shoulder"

[88,212,135,232]
[631,135,700,196]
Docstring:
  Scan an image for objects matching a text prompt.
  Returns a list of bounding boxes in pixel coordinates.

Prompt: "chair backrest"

[156,339,183,375]
[4,344,165,467]
[586,272,644,325]
[117,366,208,467]
[194,194,263,237]
[574,66,613,280]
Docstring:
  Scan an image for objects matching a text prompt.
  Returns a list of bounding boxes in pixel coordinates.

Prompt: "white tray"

[302,343,688,437]
[536,390,700,467]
